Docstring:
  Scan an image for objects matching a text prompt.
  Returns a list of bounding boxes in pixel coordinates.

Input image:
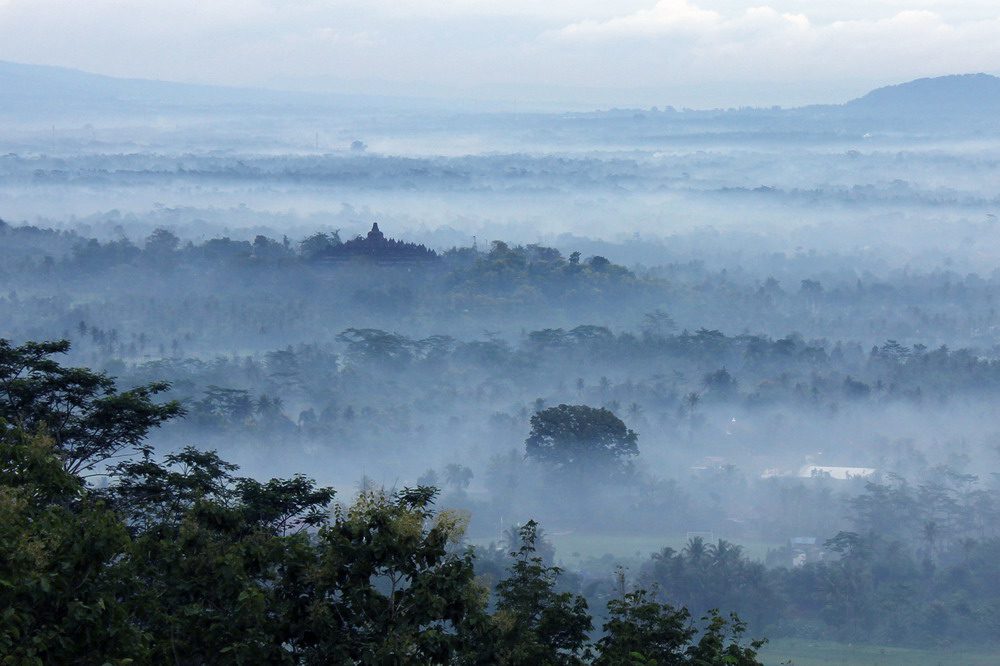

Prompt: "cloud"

[553,0,724,40]
[345,0,641,21]
[538,1,1000,104]
[0,0,998,108]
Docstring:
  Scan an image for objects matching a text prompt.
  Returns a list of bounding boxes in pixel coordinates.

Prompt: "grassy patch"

[546,532,779,567]
[470,532,781,567]
[760,638,1000,666]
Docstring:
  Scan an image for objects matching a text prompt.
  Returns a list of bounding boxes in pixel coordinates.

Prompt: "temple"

[322,223,437,263]
[367,222,386,243]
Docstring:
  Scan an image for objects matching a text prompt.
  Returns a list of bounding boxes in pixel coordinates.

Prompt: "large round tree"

[525,404,638,473]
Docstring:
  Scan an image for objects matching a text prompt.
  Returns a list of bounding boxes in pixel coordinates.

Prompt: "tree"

[503,523,556,567]
[525,404,638,474]
[0,428,145,663]
[104,447,336,663]
[337,328,414,367]
[800,279,824,297]
[417,468,440,487]
[597,599,763,665]
[702,367,738,400]
[684,611,765,666]
[298,231,342,260]
[252,234,290,260]
[641,309,677,339]
[0,339,182,475]
[144,228,180,255]
[444,463,474,493]
[594,583,694,666]
[302,487,489,663]
[588,256,611,271]
[491,521,592,665]
[2,342,777,662]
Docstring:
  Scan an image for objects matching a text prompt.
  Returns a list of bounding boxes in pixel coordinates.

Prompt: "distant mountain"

[3,59,999,124]
[0,60,307,115]
[0,60,443,119]
[845,73,1000,116]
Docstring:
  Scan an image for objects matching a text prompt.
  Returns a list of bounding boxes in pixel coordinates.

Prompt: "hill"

[845,73,1000,116]
[3,59,999,127]
[0,60,436,118]
[0,60,301,115]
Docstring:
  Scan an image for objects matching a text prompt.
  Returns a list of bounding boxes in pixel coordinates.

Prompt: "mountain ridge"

[845,73,1000,115]
[2,60,999,118]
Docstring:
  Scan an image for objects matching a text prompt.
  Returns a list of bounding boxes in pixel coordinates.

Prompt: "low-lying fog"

[5,69,1000,650]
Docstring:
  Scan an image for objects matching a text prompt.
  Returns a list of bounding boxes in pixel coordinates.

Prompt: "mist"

[3,57,1000,663]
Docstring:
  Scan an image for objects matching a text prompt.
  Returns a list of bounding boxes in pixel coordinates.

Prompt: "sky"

[1,0,999,109]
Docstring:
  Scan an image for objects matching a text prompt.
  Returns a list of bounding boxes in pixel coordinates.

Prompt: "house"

[798,465,876,480]
[761,463,877,481]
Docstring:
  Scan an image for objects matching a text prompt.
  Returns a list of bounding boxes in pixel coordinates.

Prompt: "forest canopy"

[0,340,765,664]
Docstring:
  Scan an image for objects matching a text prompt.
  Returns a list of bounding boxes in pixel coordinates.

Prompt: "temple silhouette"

[323,223,437,263]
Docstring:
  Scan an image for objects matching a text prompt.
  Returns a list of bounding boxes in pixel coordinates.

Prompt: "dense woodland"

[6,216,1000,349]
[4,67,1000,661]
[1,339,765,664]
[5,217,1000,654]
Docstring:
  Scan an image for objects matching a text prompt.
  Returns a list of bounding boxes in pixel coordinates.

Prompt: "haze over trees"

[0,341,764,664]
[3,61,1000,661]
[525,404,638,476]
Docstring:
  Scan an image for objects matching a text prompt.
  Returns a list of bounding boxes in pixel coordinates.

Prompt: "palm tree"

[709,540,743,568]
[683,536,708,565]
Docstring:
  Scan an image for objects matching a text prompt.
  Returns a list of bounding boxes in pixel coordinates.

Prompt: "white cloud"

[538,1,1000,105]
[0,0,998,107]
[338,0,647,21]
[553,0,723,40]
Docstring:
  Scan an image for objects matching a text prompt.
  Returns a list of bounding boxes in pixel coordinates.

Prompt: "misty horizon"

[3,3,1000,664]
[3,56,1000,113]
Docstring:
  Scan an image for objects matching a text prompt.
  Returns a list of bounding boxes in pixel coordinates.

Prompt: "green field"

[545,532,779,566]
[472,534,1000,665]
[471,531,781,567]
[760,639,1000,666]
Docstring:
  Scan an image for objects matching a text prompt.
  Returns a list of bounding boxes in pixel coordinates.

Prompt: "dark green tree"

[0,428,145,664]
[685,611,765,666]
[594,585,694,666]
[298,231,341,259]
[300,486,489,663]
[0,339,182,475]
[105,446,335,663]
[144,228,180,254]
[491,520,592,665]
[525,404,638,474]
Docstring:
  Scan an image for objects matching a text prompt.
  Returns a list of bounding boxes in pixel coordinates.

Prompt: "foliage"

[491,520,593,665]
[0,428,145,664]
[302,487,486,663]
[645,538,777,633]
[592,570,766,666]
[525,404,639,474]
[0,343,767,663]
[0,339,181,475]
[685,611,767,666]
[594,586,695,665]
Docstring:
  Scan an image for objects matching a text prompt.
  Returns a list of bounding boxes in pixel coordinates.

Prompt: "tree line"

[0,339,764,664]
